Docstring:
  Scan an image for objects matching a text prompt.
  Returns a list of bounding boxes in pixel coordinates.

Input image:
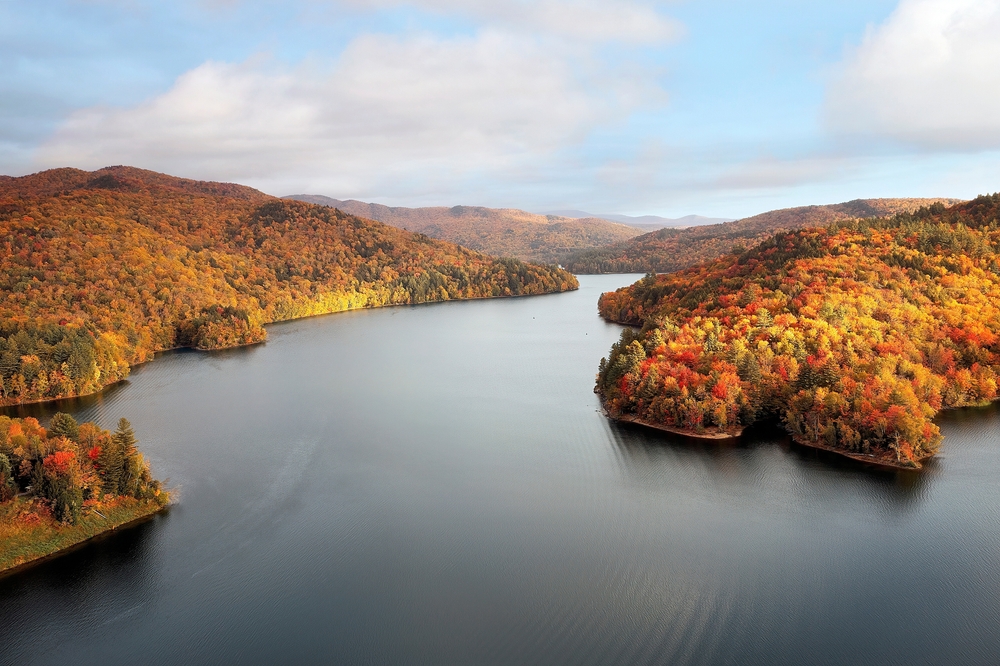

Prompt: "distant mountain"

[284,196,642,264]
[562,197,965,274]
[546,210,735,231]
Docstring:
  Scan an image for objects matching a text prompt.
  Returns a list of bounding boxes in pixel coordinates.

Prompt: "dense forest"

[286,195,642,264]
[0,167,578,407]
[0,414,166,570]
[0,414,166,525]
[596,195,1000,468]
[564,198,962,274]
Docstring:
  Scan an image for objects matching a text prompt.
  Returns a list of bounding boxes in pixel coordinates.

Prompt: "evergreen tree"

[0,453,15,502]
[48,412,79,441]
[112,418,139,496]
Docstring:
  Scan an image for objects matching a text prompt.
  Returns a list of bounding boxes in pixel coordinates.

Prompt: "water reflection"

[0,514,167,663]
[607,417,934,512]
[3,274,1000,664]
[0,378,132,421]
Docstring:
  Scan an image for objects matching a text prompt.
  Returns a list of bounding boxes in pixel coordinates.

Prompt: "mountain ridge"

[563,197,965,274]
[284,195,642,264]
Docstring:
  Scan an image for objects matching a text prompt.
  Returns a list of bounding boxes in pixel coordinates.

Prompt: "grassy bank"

[0,496,166,574]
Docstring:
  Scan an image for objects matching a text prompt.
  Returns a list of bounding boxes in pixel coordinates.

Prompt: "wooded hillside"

[286,195,642,264]
[596,195,1000,468]
[0,167,577,407]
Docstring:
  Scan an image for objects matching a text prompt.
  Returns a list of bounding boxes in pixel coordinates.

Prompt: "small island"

[0,413,168,573]
[596,195,1000,470]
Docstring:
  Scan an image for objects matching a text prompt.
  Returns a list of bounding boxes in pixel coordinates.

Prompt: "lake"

[3,274,1000,665]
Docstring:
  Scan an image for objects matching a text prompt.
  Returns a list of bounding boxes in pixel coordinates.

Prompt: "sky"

[3,0,1000,218]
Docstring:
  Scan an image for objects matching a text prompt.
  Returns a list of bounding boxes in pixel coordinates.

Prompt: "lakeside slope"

[596,195,1000,469]
[0,167,577,408]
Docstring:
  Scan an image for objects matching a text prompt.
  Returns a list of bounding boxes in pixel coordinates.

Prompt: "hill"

[546,210,734,231]
[595,195,1000,469]
[562,198,964,274]
[284,195,642,264]
[0,167,577,407]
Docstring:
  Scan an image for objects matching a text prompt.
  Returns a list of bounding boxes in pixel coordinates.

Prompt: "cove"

[2,274,1000,665]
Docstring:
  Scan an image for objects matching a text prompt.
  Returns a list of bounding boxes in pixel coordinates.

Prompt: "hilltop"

[284,195,642,264]
[563,198,964,274]
[0,167,577,407]
[546,210,734,232]
[595,195,1000,469]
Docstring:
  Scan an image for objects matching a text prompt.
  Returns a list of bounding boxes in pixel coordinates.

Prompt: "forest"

[564,198,961,275]
[287,195,642,265]
[0,414,166,570]
[0,167,578,407]
[596,195,1000,468]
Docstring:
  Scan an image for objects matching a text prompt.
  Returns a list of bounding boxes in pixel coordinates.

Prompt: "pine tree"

[48,412,79,441]
[112,418,140,496]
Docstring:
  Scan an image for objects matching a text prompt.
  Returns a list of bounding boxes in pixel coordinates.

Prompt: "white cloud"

[341,0,681,44]
[37,30,659,198]
[826,0,1000,149]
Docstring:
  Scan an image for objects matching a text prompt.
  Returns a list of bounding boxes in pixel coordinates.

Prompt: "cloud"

[341,0,681,44]
[37,30,659,198]
[826,0,1000,149]
[712,155,854,191]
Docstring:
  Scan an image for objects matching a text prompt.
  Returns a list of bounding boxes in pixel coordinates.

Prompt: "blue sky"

[3,0,1000,218]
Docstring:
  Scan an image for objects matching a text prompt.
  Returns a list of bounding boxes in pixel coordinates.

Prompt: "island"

[596,195,1000,469]
[0,414,168,573]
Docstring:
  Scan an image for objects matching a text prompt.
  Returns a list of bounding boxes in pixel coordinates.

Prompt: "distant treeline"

[563,198,962,275]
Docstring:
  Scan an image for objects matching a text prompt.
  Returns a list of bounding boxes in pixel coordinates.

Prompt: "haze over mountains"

[284,195,642,264]
[286,193,966,274]
[546,210,735,231]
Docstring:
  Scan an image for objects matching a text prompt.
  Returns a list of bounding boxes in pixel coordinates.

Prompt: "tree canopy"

[596,195,1000,468]
[0,167,578,407]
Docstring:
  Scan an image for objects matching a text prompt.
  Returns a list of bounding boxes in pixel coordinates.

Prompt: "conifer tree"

[48,412,79,441]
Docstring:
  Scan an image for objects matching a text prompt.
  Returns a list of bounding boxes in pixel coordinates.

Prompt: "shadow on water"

[0,511,166,591]
[0,512,168,663]
[0,344,265,424]
[0,379,133,421]
[606,416,934,510]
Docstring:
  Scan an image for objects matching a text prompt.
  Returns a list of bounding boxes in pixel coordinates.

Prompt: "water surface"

[3,274,1000,665]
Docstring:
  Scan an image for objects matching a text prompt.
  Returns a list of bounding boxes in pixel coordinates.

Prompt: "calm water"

[3,274,1000,665]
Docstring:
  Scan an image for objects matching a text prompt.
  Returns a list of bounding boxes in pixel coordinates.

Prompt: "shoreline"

[605,408,930,470]
[789,437,929,470]
[609,412,745,440]
[0,500,169,577]
[0,285,579,413]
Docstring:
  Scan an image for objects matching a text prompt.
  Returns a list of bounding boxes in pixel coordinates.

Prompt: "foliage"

[596,195,1000,467]
[564,198,962,274]
[0,166,578,406]
[287,196,642,264]
[0,413,167,525]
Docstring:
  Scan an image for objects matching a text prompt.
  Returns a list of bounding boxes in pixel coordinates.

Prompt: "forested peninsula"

[0,414,167,572]
[597,195,1000,469]
[0,167,578,407]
